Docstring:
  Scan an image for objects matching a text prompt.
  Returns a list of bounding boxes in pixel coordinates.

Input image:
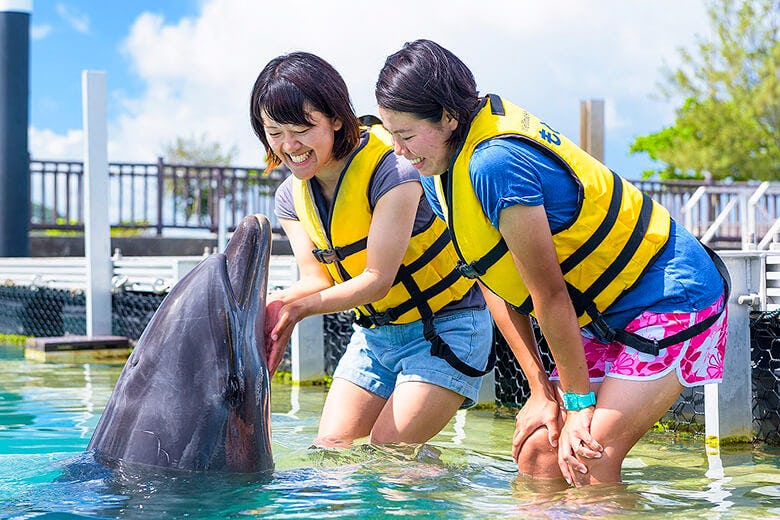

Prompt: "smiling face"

[262,107,344,180]
[378,108,458,177]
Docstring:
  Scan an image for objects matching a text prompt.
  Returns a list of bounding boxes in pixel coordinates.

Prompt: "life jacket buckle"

[356,311,394,328]
[312,248,338,264]
[456,260,481,279]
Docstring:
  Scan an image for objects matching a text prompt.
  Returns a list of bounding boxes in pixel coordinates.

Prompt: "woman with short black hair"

[250,51,493,447]
[376,39,729,486]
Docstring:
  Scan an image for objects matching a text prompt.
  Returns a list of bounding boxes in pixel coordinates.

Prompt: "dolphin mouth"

[219,215,271,397]
[223,215,268,309]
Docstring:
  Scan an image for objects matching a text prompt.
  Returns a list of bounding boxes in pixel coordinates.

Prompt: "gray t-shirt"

[274,135,484,313]
[274,146,432,232]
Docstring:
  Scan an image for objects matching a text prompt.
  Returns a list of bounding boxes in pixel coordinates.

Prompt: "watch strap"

[562,391,596,411]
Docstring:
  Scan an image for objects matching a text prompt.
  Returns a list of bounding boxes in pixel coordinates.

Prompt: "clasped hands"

[512,391,603,486]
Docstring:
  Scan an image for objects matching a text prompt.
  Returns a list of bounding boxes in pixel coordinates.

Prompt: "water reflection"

[2,344,780,519]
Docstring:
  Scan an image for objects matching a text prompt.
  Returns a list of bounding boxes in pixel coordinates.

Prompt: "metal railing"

[634,179,780,250]
[29,158,288,236]
[29,159,780,248]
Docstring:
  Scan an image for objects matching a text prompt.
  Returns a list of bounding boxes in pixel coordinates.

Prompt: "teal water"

[1,344,780,519]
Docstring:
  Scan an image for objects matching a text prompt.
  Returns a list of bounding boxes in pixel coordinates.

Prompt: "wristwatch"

[562,391,596,411]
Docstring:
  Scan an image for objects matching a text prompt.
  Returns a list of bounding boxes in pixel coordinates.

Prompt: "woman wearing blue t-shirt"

[249,52,493,448]
[375,40,728,486]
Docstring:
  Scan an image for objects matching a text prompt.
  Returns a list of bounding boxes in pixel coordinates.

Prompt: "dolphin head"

[87,214,273,474]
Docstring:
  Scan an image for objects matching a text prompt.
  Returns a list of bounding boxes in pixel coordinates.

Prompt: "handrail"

[682,186,708,231]
[700,196,741,245]
[747,182,771,247]
[757,218,780,251]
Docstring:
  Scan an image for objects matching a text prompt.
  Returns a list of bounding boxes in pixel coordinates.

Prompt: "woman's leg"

[367,307,492,444]
[517,372,682,484]
[369,381,465,444]
[315,325,396,448]
[315,377,387,447]
[572,371,683,485]
[515,412,567,479]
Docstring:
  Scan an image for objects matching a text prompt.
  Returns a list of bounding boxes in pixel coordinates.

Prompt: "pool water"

[1,344,780,519]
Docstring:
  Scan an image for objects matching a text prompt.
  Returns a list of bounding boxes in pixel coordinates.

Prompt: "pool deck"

[24,335,131,363]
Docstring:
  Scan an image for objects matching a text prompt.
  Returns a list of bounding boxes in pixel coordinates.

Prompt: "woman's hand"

[264,297,307,377]
[557,407,603,485]
[512,391,561,462]
[263,298,287,376]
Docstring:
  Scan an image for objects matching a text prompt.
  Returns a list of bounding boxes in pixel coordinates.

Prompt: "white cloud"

[31,0,711,174]
[56,3,90,34]
[29,126,83,159]
[30,23,52,40]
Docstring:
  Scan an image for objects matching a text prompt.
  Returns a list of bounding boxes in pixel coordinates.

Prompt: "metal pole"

[0,0,31,256]
[82,71,112,336]
[715,252,759,443]
[217,197,227,253]
[156,156,164,236]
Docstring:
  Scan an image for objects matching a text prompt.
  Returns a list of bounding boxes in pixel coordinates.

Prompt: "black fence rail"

[30,158,288,235]
[29,158,780,247]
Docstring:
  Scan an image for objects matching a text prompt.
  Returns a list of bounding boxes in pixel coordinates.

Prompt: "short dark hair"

[375,39,479,148]
[250,52,360,169]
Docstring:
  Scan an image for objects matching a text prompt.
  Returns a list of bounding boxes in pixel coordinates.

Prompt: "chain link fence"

[751,311,780,445]
[0,285,165,340]
[2,283,778,445]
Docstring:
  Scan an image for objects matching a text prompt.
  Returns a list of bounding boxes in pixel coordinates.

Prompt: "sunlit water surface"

[1,344,779,519]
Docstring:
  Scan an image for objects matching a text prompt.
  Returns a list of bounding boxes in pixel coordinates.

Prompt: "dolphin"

[87,214,273,474]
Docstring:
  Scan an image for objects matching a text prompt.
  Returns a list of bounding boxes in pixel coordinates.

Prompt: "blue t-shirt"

[421,137,724,330]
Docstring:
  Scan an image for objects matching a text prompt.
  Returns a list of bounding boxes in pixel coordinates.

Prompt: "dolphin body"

[87,214,273,474]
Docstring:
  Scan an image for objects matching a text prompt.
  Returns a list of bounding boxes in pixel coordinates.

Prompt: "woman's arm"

[272,217,336,304]
[264,217,334,374]
[268,182,421,353]
[479,284,561,458]
[497,203,603,483]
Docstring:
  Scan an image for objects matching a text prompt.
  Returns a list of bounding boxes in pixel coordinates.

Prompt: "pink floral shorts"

[550,294,728,387]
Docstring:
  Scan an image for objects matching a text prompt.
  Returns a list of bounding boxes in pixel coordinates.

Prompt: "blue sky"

[30,1,199,135]
[23,0,712,178]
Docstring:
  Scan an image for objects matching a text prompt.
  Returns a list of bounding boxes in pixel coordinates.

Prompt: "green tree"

[162,135,239,226]
[163,135,238,166]
[631,0,779,180]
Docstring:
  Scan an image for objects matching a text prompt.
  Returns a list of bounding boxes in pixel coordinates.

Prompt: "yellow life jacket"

[433,95,672,331]
[292,125,474,327]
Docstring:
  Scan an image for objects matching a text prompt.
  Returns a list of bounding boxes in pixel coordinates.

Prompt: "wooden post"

[579,99,605,162]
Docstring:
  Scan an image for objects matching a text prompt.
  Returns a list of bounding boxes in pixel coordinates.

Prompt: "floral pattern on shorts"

[550,294,727,387]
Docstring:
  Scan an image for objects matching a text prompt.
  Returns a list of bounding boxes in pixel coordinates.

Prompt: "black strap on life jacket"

[312,238,367,265]
[455,239,508,280]
[582,243,731,356]
[353,231,496,378]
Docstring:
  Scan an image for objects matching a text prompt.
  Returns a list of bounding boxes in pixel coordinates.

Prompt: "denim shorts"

[332,306,493,409]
